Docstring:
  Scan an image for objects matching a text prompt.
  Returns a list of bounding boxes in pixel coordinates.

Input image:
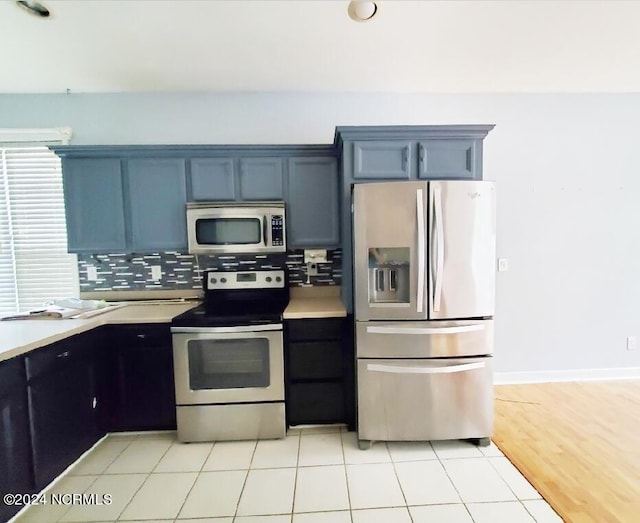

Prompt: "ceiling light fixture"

[348,1,378,22]
[15,1,50,18]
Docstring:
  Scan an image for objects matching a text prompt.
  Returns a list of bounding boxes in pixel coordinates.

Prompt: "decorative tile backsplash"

[77,249,341,292]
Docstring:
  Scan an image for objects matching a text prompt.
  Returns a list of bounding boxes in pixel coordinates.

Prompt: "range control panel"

[271,215,284,247]
[205,269,286,290]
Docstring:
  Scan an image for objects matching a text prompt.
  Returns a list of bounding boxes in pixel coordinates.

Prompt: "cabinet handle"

[92,397,98,409]
[56,351,70,359]
[419,143,426,172]
[136,334,146,339]
[402,147,409,170]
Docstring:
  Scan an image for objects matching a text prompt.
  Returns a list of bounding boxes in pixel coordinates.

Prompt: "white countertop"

[1,287,349,363]
[0,302,199,363]
[283,287,347,319]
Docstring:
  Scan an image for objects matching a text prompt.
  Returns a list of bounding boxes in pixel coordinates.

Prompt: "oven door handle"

[171,324,282,334]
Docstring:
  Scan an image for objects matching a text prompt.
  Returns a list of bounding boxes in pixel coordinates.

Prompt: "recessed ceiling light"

[15,1,50,18]
[348,1,378,22]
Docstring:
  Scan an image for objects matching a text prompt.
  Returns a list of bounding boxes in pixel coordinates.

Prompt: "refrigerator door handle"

[416,188,425,313]
[366,324,485,335]
[433,187,445,312]
[367,361,486,375]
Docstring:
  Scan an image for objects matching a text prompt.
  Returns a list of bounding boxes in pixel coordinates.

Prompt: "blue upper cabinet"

[353,141,412,179]
[190,158,236,201]
[62,158,126,253]
[127,159,187,252]
[238,158,284,200]
[287,157,340,248]
[417,139,479,179]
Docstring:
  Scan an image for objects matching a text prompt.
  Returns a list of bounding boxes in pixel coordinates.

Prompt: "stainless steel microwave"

[186,202,286,254]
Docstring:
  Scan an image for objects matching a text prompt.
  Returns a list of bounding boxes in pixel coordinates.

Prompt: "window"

[0,145,78,314]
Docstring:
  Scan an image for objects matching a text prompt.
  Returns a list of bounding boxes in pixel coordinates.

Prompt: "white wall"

[2,92,639,377]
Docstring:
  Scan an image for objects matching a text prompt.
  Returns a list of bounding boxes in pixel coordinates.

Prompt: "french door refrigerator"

[353,180,496,449]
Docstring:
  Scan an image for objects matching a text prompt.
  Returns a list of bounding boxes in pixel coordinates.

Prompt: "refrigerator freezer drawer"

[357,356,493,442]
[356,319,493,358]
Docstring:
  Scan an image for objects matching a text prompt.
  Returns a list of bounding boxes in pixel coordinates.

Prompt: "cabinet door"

[62,158,126,252]
[27,342,97,490]
[190,158,236,201]
[127,159,187,251]
[288,382,345,425]
[352,141,412,179]
[115,325,176,431]
[238,158,284,200]
[287,157,339,248]
[417,139,479,179]
[0,358,33,522]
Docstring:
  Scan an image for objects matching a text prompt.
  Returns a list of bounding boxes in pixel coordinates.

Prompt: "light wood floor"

[493,381,640,523]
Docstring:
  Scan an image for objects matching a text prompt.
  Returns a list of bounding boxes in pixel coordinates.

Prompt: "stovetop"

[171,304,285,328]
[171,268,289,328]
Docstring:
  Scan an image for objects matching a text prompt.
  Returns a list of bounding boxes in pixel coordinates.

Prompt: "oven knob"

[266,276,272,282]
[221,277,227,283]
[276,276,282,282]
[210,278,217,284]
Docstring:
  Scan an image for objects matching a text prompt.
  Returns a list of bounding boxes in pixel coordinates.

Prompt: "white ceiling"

[2,0,640,94]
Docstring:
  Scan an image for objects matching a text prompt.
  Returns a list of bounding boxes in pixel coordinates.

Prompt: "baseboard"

[494,367,640,384]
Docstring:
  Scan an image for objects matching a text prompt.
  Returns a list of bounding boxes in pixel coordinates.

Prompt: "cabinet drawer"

[288,382,345,425]
[0,357,25,395]
[288,341,343,380]
[357,356,493,441]
[26,335,90,381]
[288,319,342,342]
[110,324,171,348]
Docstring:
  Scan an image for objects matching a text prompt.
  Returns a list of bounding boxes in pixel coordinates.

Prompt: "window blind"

[0,147,78,314]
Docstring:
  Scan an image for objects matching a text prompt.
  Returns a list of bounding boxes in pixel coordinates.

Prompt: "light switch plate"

[87,266,98,281]
[498,258,509,272]
[150,265,162,281]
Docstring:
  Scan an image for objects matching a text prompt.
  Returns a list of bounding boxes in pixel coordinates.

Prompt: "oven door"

[171,324,284,404]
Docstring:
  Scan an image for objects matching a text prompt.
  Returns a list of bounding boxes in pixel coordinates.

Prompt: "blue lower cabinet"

[0,357,34,522]
[26,333,99,491]
[127,158,188,251]
[287,157,340,248]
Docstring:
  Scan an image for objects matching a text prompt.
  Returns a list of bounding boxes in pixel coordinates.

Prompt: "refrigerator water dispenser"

[368,248,410,304]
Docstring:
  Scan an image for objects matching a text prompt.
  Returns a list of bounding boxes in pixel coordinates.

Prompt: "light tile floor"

[12,427,563,523]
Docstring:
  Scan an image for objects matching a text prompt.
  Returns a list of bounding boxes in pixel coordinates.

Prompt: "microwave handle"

[263,216,269,246]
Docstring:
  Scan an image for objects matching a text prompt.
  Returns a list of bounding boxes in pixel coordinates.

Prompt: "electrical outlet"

[150,265,162,281]
[306,262,318,276]
[87,265,98,281]
[627,336,637,351]
[498,258,509,272]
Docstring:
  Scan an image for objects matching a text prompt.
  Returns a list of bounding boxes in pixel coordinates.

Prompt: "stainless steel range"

[171,269,289,442]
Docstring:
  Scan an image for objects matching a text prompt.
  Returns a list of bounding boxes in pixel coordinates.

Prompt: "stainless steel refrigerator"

[353,180,496,449]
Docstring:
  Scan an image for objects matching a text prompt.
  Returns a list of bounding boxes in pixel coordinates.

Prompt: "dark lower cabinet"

[109,324,177,432]
[0,357,33,522]
[26,332,100,491]
[285,317,354,429]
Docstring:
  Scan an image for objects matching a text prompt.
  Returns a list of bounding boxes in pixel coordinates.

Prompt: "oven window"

[196,218,262,245]
[187,338,270,390]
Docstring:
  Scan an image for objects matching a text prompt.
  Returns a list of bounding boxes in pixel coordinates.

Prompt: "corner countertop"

[283,287,347,320]
[0,301,199,363]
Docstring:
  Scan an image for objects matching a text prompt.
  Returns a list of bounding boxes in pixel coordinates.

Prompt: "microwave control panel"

[271,215,284,246]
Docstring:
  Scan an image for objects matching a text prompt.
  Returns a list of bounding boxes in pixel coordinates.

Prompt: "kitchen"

[2,1,640,522]
[1,124,508,522]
